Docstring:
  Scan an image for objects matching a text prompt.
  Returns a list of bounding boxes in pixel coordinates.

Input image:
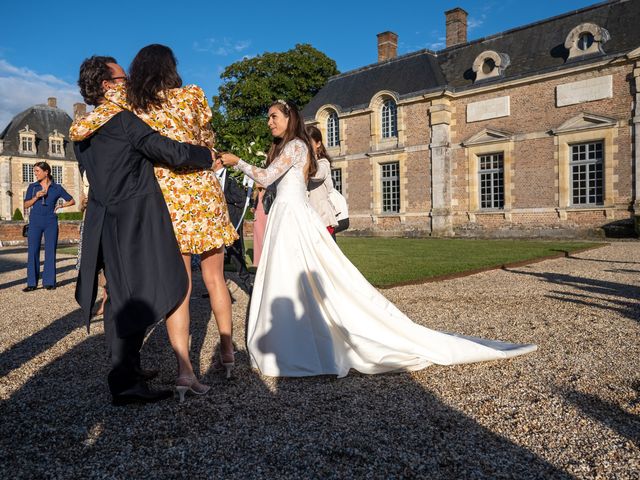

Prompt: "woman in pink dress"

[252,184,268,266]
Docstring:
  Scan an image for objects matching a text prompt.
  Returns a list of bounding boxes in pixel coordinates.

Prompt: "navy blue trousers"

[26,214,58,287]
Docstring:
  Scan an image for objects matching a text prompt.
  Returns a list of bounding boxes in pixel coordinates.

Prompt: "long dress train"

[235,139,536,377]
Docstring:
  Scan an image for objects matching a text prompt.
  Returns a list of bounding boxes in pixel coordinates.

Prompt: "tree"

[12,208,24,221]
[211,44,338,162]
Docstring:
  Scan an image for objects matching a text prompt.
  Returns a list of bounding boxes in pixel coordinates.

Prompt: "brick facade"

[304,2,640,238]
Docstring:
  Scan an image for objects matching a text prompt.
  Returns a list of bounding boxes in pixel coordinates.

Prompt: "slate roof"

[0,104,76,161]
[303,0,640,119]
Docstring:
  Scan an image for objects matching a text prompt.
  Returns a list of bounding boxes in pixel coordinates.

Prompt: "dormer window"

[48,129,65,157]
[19,125,36,155]
[472,51,510,82]
[565,23,610,61]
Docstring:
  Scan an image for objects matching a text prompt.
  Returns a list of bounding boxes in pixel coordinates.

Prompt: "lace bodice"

[236,139,308,198]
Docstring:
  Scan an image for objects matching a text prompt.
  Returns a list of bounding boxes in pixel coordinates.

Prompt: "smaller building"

[0,98,83,220]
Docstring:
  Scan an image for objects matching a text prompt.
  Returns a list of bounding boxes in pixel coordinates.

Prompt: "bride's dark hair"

[127,44,182,112]
[266,100,317,178]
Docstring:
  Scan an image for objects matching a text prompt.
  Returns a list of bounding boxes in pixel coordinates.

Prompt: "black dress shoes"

[23,286,37,292]
[44,285,56,290]
[112,385,173,406]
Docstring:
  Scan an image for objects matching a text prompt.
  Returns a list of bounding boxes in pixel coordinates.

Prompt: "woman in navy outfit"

[23,161,75,291]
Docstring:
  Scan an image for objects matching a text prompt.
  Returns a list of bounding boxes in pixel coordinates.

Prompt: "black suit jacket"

[74,111,212,336]
[222,171,247,228]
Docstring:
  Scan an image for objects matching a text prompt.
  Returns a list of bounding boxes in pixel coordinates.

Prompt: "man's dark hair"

[78,56,117,106]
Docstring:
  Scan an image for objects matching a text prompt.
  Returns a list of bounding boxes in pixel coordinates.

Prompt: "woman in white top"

[221,100,536,378]
[306,125,338,239]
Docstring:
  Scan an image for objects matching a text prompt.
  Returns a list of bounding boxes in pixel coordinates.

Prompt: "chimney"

[445,7,468,47]
[47,97,57,108]
[73,102,87,119]
[377,31,398,62]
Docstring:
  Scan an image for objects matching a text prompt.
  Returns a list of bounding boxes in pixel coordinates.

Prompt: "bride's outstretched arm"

[221,140,306,188]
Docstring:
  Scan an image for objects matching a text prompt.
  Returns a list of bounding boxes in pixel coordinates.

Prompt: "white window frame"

[331,168,343,194]
[570,141,604,206]
[381,99,398,139]
[327,112,340,148]
[20,134,36,154]
[478,152,504,210]
[22,163,34,183]
[51,165,63,184]
[381,161,400,213]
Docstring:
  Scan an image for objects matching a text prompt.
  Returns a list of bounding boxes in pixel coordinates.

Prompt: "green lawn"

[334,237,602,287]
[60,238,603,288]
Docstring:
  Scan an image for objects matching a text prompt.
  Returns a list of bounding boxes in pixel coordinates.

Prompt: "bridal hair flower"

[275,99,290,113]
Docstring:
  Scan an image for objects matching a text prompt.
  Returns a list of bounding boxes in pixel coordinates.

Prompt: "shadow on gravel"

[561,252,640,265]
[0,246,77,287]
[505,269,640,324]
[0,307,85,377]
[0,284,571,478]
[560,388,639,446]
[0,263,77,291]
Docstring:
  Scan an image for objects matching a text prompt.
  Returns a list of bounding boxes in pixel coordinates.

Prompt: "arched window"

[327,111,340,147]
[381,99,397,138]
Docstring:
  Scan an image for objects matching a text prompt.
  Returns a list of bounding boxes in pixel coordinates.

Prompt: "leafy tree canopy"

[211,43,338,164]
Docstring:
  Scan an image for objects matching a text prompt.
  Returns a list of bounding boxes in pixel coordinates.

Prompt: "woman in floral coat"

[111,45,238,396]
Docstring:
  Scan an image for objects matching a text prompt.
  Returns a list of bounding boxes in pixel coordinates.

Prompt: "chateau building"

[0,98,84,220]
[303,0,640,237]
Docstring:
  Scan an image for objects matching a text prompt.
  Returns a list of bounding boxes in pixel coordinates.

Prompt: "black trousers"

[227,235,251,285]
[103,298,145,396]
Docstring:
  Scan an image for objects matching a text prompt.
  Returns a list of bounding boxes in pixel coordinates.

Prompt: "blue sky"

[0,0,601,128]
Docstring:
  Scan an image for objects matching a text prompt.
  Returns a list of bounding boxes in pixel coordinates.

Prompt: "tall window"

[381,99,398,138]
[52,165,63,184]
[571,141,603,205]
[479,152,504,209]
[327,112,340,147]
[22,164,34,183]
[381,162,400,213]
[331,168,343,194]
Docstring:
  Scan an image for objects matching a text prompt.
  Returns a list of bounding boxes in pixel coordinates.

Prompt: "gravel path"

[0,242,638,479]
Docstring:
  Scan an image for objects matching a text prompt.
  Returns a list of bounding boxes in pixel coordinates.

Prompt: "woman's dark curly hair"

[127,44,182,113]
[78,56,117,106]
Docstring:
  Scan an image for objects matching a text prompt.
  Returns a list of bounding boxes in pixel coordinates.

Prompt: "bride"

[221,100,536,377]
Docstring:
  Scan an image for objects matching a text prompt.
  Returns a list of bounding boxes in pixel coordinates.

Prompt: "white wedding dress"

[236,139,536,377]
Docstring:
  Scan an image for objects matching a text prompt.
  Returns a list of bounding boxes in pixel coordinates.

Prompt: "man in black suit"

[72,56,215,405]
[213,158,253,293]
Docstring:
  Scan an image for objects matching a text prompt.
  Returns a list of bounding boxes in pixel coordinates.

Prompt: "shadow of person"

[244,274,569,477]
[505,268,640,324]
[0,288,571,478]
[0,254,77,291]
[252,272,336,377]
[559,387,639,446]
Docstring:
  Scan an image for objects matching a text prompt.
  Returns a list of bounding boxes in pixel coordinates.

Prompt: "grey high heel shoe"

[175,375,210,403]
[220,352,235,379]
